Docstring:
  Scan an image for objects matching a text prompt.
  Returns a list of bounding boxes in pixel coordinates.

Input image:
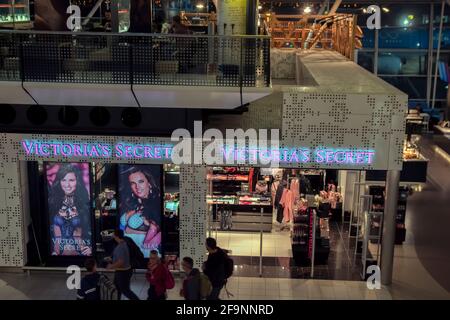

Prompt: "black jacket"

[183,268,201,300]
[77,273,101,300]
[203,248,227,287]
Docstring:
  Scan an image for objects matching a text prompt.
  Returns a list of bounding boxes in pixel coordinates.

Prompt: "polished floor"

[387,135,450,299]
[0,272,392,300]
[214,221,361,281]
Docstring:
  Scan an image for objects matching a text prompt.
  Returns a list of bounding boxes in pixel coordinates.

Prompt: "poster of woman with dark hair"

[118,165,162,258]
[46,163,92,256]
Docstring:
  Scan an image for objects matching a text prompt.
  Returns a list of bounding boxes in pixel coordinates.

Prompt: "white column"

[380,170,401,285]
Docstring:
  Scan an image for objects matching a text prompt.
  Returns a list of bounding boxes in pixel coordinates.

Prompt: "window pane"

[431,77,449,100]
[433,28,450,49]
[356,51,374,72]
[380,76,427,99]
[379,27,429,49]
[361,27,375,49]
[378,52,428,75]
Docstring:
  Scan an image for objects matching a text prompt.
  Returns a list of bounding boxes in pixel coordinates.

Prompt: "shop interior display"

[179,10,216,33]
[25,161,180,268]
[0,0,30,24]
[368,185,409,245]
[208,167,273,233]
[291,204,330,266]
[403,142,421,160]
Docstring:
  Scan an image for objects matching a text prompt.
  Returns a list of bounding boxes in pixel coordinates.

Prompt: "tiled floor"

[0,271,393,300]
[214,220,361,281]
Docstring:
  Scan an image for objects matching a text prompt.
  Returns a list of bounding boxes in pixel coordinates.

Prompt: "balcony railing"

[0,30,271,88]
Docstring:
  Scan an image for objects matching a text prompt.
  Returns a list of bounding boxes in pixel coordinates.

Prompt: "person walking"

[203,238,228,300]
[107,229,140,300]
[146,250,174,300]
[77,258,101,300]
[180,257,201,300]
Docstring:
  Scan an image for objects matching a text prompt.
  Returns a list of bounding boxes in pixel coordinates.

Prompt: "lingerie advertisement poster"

[118,164,162,258]
[45,162,93,256]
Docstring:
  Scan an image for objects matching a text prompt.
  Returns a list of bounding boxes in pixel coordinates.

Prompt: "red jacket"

[146,264,168,297]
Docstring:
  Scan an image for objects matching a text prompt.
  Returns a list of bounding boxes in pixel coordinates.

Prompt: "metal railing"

[0,30,271,88]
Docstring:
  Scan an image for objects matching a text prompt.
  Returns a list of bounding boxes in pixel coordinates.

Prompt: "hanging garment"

[276,204,284,224]
[279,189,293,223]
[290,178,300,202]
[271,180,280,204]
[248,168,254,192]
[274,182,285,207]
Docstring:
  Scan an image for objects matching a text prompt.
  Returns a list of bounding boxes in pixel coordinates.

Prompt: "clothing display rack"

[291,205,330,267]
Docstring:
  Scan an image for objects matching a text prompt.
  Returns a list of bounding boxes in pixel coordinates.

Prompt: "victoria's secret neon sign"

[21,140,375,165]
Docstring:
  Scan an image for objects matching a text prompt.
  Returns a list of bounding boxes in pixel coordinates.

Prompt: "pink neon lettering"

[154,147,161,159]
[90,145,99,157]
[335,152,346,163]
[302,150,311,162]
[290,150,299,163]
[115,144,123,157]
[260,149,270,162]
[73,144,82,157]
[356,152,365,164]
[61,144,73,157]
[315,150,325,163]
[40,144,50,156]
[22,140,34,155]
[367,152,375,164]
[346,152,354,163]
[50,144,58,155]
[144,146,153,158]
[325,151,334,163]
[221,147,233,163]
[282,149,289,162]
[134,146,143,158]
[124,145,132,158]
[164,147,171,159]
[101,145,110,157]
[271,149,280,162]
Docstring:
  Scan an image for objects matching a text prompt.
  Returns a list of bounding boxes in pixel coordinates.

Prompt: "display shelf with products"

[291,205,330,266]
[0,0,30,25]
[208,167,273,233]
[368,185,409,245]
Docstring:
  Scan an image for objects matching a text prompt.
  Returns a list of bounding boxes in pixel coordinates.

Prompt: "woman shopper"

[146,250,174,300]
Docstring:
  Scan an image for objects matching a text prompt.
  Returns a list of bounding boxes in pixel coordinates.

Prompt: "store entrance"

[206,166,361,280]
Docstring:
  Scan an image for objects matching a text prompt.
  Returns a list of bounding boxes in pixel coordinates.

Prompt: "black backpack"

[124,236,145,269]
[224,254,234,280]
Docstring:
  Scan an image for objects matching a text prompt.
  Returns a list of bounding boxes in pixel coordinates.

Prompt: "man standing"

[107,229,140,300]
[203,238,228,300]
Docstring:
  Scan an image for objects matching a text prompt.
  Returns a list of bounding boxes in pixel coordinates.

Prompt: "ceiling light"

[258,5,262,10]
[196,3,204,9]
[382,7,390,13]
[304,6,312,14]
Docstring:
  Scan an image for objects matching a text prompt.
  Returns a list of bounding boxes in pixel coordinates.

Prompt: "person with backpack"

[146,250,174,300]
[203,237,233,300]
[107,229,140,300]
[180,257,205,300]
[77,258,101,300]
